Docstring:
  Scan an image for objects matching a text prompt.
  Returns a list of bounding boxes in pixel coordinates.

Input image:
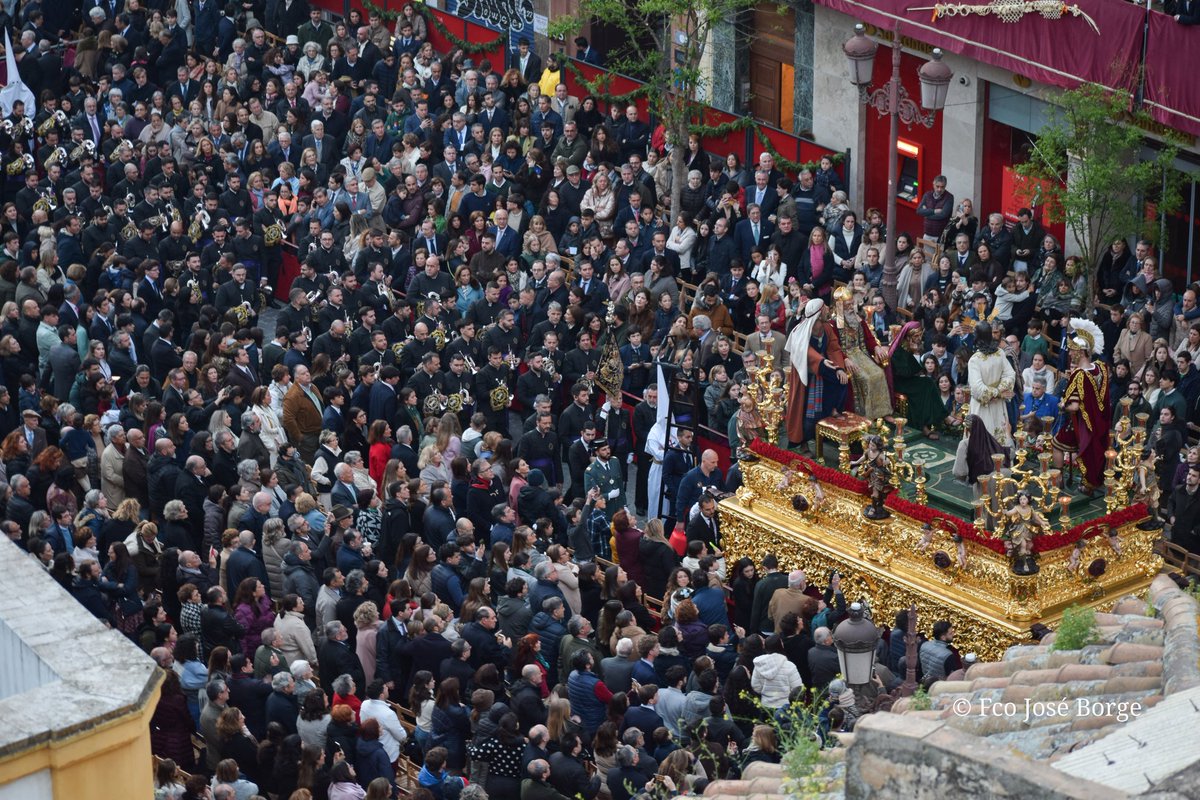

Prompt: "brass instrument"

[447,387,472,413]
[391,339,408,358]
[263,222,284,246]
[504,350,520,370]
[489,380,511,411]
[120,220,138,240]
[69,140,96,162]
[186,278,202,303]
[170,205,183,227]
[147,214,167,232]
[125,193,136,210]
[17,118,32,138]
[431,325,447,351]
[544,357,559,383]
[463,354,478,374]
[423,390,448,416]
[188,209,210,242]
[1,120,12,136]
[230,301,253,325]
[257,287,272,312]
[118,139,133,153]
[43,146,67,170]
[36,111,66,137]
[6,154,33,174]
[32,190,56,214]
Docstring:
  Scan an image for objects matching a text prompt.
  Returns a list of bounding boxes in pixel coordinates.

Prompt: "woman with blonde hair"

[546,696,578,742]
[418,443,452,487]
[546,544,582,616]
[434,412,462,459]
[582,171,616,235]
[354,601,384,685]
[526,214,558,253]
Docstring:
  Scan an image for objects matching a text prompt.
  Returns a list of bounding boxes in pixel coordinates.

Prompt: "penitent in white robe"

[646,418,669,518]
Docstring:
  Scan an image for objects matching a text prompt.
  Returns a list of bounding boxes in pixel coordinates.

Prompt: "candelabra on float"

[749,350,786,445]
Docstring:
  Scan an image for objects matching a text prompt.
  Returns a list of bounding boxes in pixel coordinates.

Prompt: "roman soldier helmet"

[1066,318,1104,355]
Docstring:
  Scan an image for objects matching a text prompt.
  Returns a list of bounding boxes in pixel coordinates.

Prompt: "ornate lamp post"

[842,23,953,310]
[832,602,881,685]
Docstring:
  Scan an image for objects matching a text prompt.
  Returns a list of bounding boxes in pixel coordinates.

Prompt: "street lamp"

[842,23,953,310]
[832,602,880,686]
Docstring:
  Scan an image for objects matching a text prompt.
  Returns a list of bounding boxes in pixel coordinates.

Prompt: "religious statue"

[784,298,848,446]
[735,393,765,455]
[967,321,1016,447]
[1053,318,1111,496]
[1133,448,1162,529]
[890,321,949,439]
[833,286,893,422]
[1001,491,1049,575]
[852,434,893,519]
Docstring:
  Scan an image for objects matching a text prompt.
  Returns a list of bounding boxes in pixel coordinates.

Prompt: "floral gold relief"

[723,454,1164,661]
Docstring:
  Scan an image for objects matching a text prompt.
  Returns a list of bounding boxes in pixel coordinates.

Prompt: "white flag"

[0,30,36,119]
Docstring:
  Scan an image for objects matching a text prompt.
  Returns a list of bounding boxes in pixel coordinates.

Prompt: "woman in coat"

[355,718,396,791]
[637,518,679,601]
[150,670,197,771]
[232,577,274,657]
[430,677,472,771]
[673,599,709,660]
[261,518,290,600]
[216,706,262,784]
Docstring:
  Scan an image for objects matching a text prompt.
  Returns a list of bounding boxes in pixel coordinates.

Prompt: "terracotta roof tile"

[1010,668,1065,685]
[1111,597,1149,615]
[1101,642,1165,664]
[1055,664,1113,682]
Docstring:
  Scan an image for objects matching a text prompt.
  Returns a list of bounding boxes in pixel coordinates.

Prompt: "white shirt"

[360,697,407,762]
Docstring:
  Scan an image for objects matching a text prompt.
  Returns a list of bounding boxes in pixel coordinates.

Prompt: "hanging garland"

[560,58,656,107]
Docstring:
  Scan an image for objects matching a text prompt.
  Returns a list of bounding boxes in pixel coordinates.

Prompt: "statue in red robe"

[1053,318,1110,494]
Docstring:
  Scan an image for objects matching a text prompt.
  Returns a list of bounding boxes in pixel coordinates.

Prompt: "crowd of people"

[0,0,1196,798]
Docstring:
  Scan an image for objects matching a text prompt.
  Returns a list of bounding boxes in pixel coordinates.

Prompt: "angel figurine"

[1002,491,1049,575]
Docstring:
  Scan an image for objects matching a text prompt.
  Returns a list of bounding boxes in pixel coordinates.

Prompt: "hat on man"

[565,165,580,175]
[286,35,300,45]
[332,505,354,522]
[591,438,610,451]
[528,469,545,487]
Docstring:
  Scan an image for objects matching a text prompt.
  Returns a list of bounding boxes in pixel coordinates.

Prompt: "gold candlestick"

[1059,495,1073,532]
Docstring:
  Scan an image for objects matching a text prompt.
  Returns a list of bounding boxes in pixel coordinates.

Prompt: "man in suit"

[282,365,324,462]
[744,314,787,370]
[582,438,625,521]
[514,38,542,83]
[575,36,603,66]
[166,66,200,105]
[301,120,337,170]
[222,347,259,397]
[616,105,650,162]
[19,409,48,459]
[488,209,520,259]
[369,366,401,427]
[193,0,220,55]
[734,204,774,264]
[331,463,360,509]
[550,84,580,124]
[674,449,723,523]
[745,170,778,220]
[685,493,722,546]
[317,621,365,698]
[149,323,183,384]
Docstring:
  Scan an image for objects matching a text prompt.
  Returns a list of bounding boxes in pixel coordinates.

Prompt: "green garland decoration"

[360,0,506,54]
[561,58,656,106]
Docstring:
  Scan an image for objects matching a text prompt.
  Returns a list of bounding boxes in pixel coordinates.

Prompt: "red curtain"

[1144,12,1200,139]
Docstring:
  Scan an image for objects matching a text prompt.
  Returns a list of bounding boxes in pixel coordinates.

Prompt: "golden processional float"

[721,364,1162,660]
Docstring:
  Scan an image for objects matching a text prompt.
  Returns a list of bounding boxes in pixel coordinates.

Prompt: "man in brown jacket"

[282,364,323,462]
[767,570,822,633]
[688,283,735,337]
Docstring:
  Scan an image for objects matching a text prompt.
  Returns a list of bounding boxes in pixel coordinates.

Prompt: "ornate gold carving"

[722,452,1163,661]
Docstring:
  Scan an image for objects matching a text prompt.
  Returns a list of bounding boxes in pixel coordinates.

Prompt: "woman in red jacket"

[367,420,392,495]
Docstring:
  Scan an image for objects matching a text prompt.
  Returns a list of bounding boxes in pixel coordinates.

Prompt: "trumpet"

[463,354,478,374]
[17,118,32,137]
[6,154,33,174]
[504,350,520,370]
